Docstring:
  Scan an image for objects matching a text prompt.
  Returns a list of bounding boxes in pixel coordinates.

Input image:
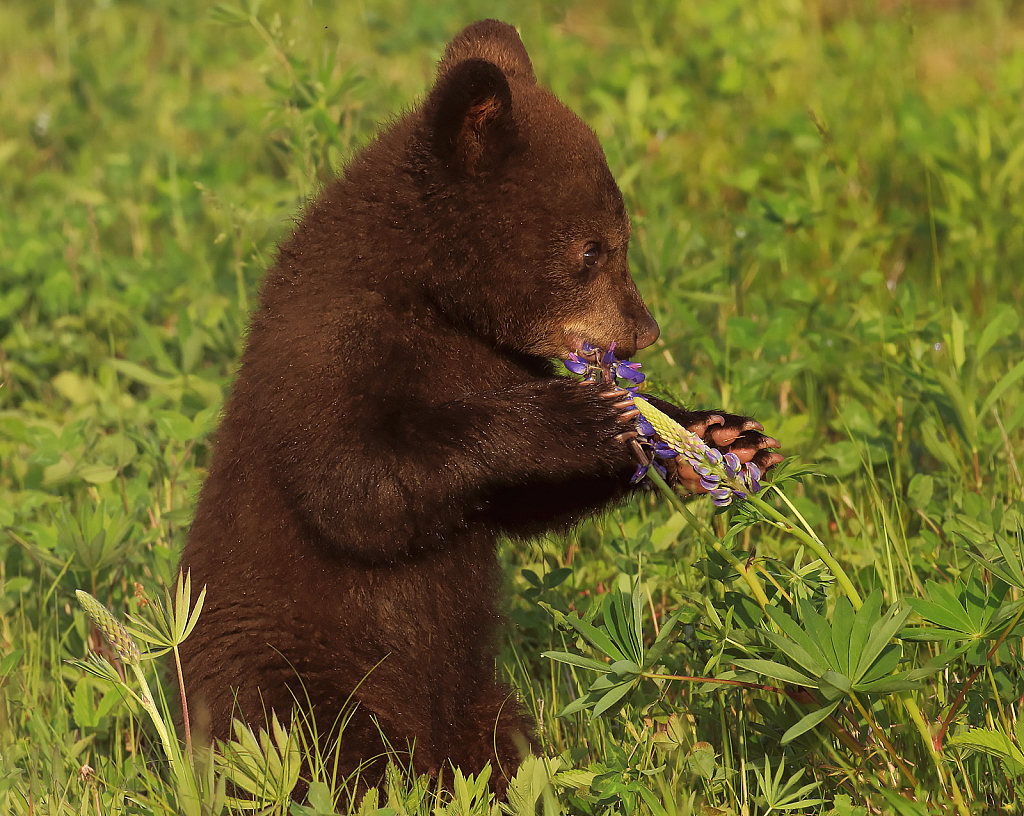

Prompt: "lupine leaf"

[562,612,627,663]
[800,600,841,674]
[854,603,912,682]
[781,701,840,744]
[645,609,684,669]
[733,658,817,687]
[855,643,903,686]
[847,590,883,679]
[592,679,635,717]
[830,596,857,676]
[908,598,975,635]
[541,651,612,674]
[819,670,852,695]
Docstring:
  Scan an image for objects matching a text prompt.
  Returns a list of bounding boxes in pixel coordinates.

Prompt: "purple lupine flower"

[699,475,721,492]
[746,462,762,493]
[692,461,713,477]
[631,459,666,484]
[562,341,645,388]
[652,441,678,459]
[615,362,645,384]
[564,352,588,375]
[710,487,733,507]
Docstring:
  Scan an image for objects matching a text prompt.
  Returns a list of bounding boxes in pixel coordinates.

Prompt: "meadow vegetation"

[1,0,1023,813]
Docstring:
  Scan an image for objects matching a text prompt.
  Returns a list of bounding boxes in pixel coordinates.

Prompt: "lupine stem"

[849,692,918,787]
[746,490,863,610]
[903,695,970,816]
[646,467,770,609]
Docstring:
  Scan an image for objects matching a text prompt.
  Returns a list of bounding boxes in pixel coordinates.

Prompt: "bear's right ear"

[423,58,517,176]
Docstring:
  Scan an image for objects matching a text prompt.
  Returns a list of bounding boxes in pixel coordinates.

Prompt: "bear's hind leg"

[440,681,537,800]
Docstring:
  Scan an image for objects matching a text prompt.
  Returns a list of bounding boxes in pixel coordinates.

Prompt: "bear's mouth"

[565,333,617,360]
[564,334,598,362]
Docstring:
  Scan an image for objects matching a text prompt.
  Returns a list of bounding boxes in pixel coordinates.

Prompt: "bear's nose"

[635,315,660,351]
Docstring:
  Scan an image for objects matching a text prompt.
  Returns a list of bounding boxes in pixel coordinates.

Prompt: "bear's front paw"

[667,410,782,494]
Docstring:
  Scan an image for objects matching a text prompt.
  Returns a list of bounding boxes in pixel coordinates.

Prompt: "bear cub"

[180,20,779,797]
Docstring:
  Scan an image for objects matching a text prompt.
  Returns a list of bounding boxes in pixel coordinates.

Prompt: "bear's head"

[412,20,660,361]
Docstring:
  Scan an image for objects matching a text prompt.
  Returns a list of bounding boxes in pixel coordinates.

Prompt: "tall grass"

[1,0,1022,813]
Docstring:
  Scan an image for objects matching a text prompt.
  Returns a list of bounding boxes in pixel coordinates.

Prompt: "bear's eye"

[582,242,602,268]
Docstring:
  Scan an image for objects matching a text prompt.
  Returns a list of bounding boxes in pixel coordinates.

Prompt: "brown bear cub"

[180,20,779,798]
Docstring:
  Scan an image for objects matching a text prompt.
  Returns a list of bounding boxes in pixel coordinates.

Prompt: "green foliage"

[3,0,1023,813]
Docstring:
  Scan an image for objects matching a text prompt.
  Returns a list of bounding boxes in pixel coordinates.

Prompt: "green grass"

[2,0,1024,813]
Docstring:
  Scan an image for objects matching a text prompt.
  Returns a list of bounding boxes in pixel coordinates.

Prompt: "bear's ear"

[438,20,535,84]
[423,58,517,176]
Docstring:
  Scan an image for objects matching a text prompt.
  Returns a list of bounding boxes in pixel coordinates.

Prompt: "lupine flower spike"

[562,345,763,505]
[630,396,761,507]
[76,589,140,665]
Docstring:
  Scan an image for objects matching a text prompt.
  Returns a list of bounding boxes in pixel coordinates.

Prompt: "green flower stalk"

[75,590,177,772]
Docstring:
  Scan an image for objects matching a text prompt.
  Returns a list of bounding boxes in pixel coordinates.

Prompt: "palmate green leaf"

[631,577,643,663]
[760,628,827,678]
[556,695,591,718]
[855,643,903,686]
[909,575,1008,641]
[218,714,300,802]
[829,596,856,676]
[753,755,824,811]
[961,572,1008,631]
[907,597,974,634]
[589,666,636,692]
[644,609,684,669]
[996,532,1024,589]
[173,570,207,643]
[854,672,923,694]
[67,655,144,708]
[127,572,207,658]
[602,589,641,665]
[819,670,852,696]
[990,597,1024,632]
[608,659,642,677]
[781,700,840,745]
[967,532,1024,591]
[900,626,966,642]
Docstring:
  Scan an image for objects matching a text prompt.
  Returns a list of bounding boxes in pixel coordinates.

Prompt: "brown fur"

[179,20,776,798]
